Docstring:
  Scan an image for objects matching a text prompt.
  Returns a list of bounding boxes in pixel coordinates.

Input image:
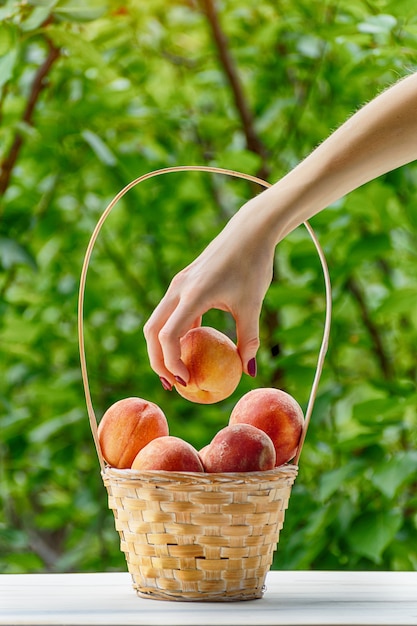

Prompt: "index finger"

[143,292,203,385]
[155,294,206,383]
[143,292,180,384]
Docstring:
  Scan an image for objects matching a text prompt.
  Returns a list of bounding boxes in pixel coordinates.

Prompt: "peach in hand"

[229,388,304,466]
[98,397,169,469]
[131,436,204,472]
[199,423,276,473]
[175,326,242,404]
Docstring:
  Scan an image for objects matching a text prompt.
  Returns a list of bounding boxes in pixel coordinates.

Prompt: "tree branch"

[0,39,60,197]
[200,0,270,180]
[27,528,63,571]
[346,276,393,381]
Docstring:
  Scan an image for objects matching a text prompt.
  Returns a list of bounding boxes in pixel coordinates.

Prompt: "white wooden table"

[1,570,416,625]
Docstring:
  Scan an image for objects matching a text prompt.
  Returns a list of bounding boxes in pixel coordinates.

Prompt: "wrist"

[241,169,324,247]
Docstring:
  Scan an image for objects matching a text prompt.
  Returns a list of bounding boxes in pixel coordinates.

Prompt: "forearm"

[244,72,417,244]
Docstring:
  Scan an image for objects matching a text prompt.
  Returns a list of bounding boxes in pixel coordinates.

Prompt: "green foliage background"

[1,0,417,574]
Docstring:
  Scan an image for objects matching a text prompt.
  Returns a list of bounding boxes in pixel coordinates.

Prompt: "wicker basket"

[78,166,332,602]
[102,465,297,601]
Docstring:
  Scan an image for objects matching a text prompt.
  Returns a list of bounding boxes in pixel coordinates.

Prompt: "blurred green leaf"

[352,397,405,426]
[0,48,18,89]
[54,0,108,22]
[348,511,403,563]
[81,130,117,167]
[357,14,397,35]
[0,23,16,55]
[371,452,417,499]
[0,238,37,271]
[318,460,365,501]
[376,288,417,316]
[346,233,391,265]
[21,2,58,31]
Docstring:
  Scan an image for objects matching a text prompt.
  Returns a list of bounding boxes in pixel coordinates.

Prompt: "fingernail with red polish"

[160,377,172,391]
[247,358,257,377]
[175,376,187,387]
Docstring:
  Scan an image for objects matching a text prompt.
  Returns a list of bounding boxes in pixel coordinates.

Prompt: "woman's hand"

[143,196,278,389]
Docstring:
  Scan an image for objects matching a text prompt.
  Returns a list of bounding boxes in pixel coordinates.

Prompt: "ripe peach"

[175,326,242,404]
[199,423,276,473]
[98,397,169,469]
[131,436,204,472]
[229,388,304,466]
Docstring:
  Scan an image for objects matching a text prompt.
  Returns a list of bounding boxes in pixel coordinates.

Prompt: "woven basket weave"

[78,166,332,602]
[103,466,297,601]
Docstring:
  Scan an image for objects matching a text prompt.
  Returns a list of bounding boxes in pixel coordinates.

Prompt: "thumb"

[235,309,261,378]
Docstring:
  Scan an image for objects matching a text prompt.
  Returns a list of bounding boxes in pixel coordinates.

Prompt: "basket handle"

[78,166,332,471]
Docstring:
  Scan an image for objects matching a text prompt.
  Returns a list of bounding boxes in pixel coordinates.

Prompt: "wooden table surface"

[1,570,417,626]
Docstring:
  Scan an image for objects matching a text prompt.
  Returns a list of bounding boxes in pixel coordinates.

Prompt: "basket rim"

[101,463,299,488]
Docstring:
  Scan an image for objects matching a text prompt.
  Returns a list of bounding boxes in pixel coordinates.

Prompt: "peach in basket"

[98,397,169,469]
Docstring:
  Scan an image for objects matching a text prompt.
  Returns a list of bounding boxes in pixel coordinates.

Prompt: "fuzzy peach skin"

[199,423,276,473]
[229,388,304,467]
[174,326,243,404]
[131,436,204,472]
[98,397,169,469]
